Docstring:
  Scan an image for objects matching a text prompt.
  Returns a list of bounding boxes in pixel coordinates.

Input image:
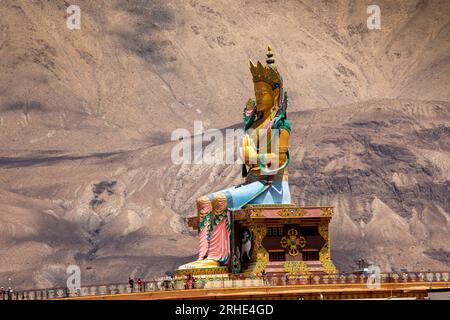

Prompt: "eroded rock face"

[0,0,449,288]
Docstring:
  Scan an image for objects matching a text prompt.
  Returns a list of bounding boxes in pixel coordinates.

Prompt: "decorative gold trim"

[278,207,306,218]
[249,208,264,217]
[318,222,337,274]
[321,207,333,217]
[281,229,307,257]
[284,261,310,276]
[244,204,297,209]
[248,224,268,274]
[297,206,334,209]
[174,266,229,277]
[243,204,334,209]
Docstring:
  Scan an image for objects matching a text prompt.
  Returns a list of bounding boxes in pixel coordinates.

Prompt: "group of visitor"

[127,275,175,292]
[156,275,175,290]
[128,277,145,292]
[0,287,14,300]
[261,270,292,286]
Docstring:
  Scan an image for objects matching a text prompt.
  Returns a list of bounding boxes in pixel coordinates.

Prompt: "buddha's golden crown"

[249,46,283,89]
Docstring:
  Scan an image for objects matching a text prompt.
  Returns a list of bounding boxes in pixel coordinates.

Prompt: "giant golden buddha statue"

[179,46,291,270]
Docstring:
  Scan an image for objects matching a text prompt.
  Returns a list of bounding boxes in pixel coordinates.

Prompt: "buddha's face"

[254,81,278,113]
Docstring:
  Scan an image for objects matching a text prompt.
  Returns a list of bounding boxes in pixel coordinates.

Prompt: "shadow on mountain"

[0,151,125,168]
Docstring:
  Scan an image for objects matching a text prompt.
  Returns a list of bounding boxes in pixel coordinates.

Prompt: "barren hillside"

[0,0,449,288]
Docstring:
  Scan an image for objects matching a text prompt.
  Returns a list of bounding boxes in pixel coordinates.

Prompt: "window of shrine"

[267,227,284,237]
[302,250,319,261]
[300,226,319,236]
[269,251,286,261]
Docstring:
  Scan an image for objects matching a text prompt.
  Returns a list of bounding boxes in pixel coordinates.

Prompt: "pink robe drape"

[207,211,230,264]
[198,219,210,260]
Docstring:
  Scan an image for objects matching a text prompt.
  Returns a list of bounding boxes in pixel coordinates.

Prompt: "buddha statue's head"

[249,46,283,115]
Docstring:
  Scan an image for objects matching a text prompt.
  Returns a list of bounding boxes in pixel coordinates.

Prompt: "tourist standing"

[262,270,269,286]
[128,277,134,292]
[7,287,13,300]
[185,274,193,289]
[137,278,143,292]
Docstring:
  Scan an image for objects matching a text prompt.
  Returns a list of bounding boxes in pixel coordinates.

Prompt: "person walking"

[128,277,135,292]
[0,287,5,300]
[285,273,290,285]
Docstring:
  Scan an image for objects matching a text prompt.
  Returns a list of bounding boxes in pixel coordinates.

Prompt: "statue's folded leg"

[177,196,213,270]
[178,181,273,270]
[247,179,291,204]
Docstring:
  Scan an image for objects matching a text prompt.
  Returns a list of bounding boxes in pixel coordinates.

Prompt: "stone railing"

[191,271,450,289]
[0,280,175,300]
[1,271,449,300]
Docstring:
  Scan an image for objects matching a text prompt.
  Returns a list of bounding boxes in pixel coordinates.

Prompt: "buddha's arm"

[244,129,290,167]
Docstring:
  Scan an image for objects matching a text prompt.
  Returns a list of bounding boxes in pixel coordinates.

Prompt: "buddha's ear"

[273,88,280,106]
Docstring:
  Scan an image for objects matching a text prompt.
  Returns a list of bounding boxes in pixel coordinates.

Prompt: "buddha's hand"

[242,134,249,149]
[242,135,257,164]
[242,135,257,151]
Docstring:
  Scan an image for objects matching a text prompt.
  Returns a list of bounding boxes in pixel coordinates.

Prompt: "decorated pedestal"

[231,204,337,276]
[179,204,337,278]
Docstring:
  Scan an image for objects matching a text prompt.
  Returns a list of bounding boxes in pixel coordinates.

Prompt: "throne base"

[183,204,338,277]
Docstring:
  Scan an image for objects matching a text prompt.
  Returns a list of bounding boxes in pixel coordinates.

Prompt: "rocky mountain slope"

[0,0,449,288]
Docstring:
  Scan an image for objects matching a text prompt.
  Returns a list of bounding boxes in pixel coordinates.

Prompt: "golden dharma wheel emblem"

[281,229,307,257]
